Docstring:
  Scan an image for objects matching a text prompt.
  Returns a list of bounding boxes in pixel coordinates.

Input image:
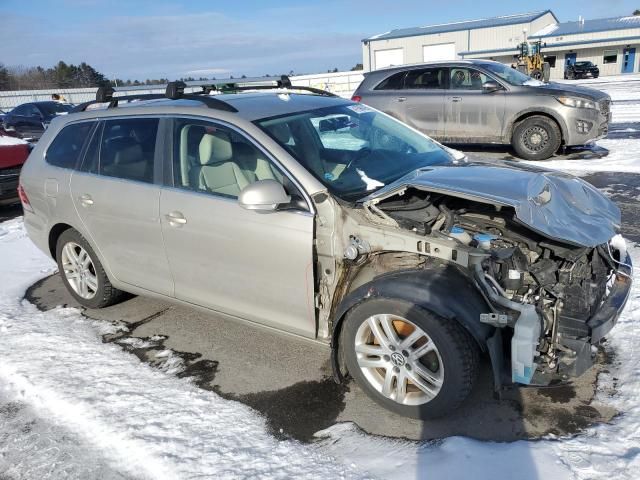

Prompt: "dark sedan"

[564,61,600,80]
[2,101,73,140]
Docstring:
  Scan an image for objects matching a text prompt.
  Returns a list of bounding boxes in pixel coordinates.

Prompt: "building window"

[604,50,618,64]
[545,55,557,68]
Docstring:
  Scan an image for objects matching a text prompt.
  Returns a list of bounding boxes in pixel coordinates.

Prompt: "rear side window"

[94,118,159,184]
[46,122,95,169]
[404,68,447,89]
[374,71,406,90]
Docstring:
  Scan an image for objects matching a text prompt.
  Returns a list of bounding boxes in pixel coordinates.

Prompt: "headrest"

[267,123,292,145]
[199,130,233,165]
[104,137,142,165]
[114,143,143,165]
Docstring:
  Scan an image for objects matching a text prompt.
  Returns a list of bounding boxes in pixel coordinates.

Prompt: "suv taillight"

[351,95,362,102]
[18,184,33,212]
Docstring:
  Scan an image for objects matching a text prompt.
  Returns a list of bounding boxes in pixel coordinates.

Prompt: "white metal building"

[362,10,640,79]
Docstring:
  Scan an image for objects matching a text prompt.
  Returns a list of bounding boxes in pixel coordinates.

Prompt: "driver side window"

[449,68,490,90]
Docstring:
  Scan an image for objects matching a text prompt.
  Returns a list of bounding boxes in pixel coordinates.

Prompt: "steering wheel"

[345,147,371,171]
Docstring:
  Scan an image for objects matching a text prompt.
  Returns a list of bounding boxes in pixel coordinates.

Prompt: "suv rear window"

[374,71,406,90]
[46,122,95,169]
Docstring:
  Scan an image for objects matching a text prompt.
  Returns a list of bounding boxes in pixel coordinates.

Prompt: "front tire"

[56,229,124,309]
[342,298,479,419]
[512,115,562,160]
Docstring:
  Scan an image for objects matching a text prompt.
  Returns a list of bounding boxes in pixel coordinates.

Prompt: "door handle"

[450,96,462,103]
[79,194,94,207]
[397,96,407,102]
[165,211,187,226]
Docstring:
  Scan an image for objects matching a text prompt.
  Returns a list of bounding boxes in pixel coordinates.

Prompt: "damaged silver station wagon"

[20,78,632,419]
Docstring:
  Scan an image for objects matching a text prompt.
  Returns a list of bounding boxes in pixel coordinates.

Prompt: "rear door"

[159,117,316,337]
[444,67,505,143]
[357,70,407,120]
[70,116,173,295]
[400,67,448,139]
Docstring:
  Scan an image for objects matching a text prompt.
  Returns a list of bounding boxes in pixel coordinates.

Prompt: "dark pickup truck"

[565,61,600,80]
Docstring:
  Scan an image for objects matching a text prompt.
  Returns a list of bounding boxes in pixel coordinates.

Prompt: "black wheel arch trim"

[330,265,497,382]
[506,108,568,145]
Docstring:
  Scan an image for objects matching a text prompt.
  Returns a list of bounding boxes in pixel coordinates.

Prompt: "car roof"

[67,91,352,123]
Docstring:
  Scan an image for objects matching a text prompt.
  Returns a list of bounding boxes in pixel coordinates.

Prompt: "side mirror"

[482,81,502,93]
[238,179,291,212]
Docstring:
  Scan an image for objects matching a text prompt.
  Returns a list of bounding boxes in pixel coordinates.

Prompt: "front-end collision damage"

[316,159,631,391]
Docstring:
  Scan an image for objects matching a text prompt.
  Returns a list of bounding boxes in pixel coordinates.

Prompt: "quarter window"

[404,68,447,89]
[45,122,95,169]
[97,118,158,183]
[604,50,618,64]
[374,71,406,90]
[172,119,290,200]
[449,68,490,90]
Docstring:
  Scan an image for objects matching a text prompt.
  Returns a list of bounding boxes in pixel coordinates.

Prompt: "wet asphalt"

[4,128,639,444]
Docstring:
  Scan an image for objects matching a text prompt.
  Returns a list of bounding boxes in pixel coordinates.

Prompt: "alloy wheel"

[61,241,98,300]
[354,314,444,406]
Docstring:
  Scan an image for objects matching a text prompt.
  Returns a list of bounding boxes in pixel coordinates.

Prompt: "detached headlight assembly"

[556,96,597,110]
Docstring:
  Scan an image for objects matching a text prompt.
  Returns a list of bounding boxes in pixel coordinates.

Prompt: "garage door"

[423,43,456,62]
[374,48,404,69]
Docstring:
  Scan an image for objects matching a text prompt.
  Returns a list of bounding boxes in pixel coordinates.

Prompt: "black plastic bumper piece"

[588,253,633,344]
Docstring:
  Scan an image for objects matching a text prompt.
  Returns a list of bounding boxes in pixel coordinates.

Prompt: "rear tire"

[530,69,543,81]
[55,229,124,309]
[342,298,479,419]
[512,115,562,161]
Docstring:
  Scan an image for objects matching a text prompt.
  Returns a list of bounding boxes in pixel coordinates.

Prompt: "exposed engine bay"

[367,187,629,385]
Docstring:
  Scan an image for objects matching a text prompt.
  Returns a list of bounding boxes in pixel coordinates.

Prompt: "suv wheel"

[56,229,124,309]
[512,115,561,161]
[342,298,479,419]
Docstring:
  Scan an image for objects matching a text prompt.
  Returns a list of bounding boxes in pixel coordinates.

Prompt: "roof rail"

[70,75,336,114]
[71,83,238,113]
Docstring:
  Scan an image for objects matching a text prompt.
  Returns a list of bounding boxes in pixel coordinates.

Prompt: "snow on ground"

[0,219,363,480]
[2,211,639,480]
[2,75,640,480]
[522,137,640,174]
[0,134,28,146]
[317,245,640,480]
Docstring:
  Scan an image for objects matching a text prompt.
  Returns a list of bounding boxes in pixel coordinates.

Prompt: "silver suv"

[352,60,611,160]
[20,80,631,419]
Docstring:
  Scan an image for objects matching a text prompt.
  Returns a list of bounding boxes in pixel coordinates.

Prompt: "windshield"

[480,62,540,86]
[575,62,593,67]
[38,102,73,116]
[256,103,454,202]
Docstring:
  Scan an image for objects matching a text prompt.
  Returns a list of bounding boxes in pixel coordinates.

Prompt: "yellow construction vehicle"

[516,40,550,82]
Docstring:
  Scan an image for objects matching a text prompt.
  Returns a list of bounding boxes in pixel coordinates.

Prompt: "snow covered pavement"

[0,220,363,480]
[2,77,640,480]
[1,202,640,479]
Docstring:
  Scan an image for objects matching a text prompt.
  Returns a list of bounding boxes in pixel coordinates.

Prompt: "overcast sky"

[1,0,637,80]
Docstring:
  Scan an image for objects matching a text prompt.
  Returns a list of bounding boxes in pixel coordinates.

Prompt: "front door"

[444,67,505,143]
[160,118,316,337]
[623,48,636,73]
[70,117,173,295]
[565,53,577,68]
[400,66,448,139]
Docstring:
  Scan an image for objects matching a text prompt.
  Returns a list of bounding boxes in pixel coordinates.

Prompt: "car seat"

[192,130,250,196]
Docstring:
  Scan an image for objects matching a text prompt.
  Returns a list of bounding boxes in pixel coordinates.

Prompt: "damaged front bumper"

[536,251,632,384]
[550,252,633,381]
